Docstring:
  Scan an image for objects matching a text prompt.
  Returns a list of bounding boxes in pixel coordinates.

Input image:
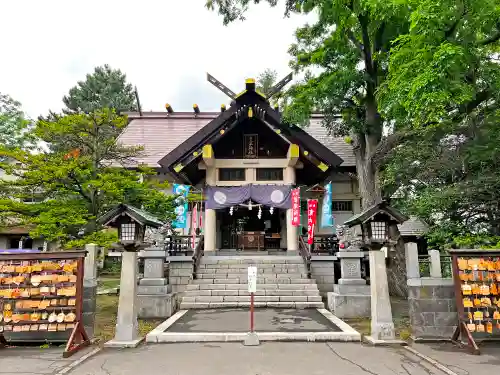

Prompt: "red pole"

[250,292,255,332]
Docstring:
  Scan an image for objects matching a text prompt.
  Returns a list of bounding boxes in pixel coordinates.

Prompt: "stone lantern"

[343,200,407,251]
[343,200,408,343]
[98,204,164,348]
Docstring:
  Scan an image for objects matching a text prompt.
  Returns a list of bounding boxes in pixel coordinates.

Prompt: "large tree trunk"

[387,224,408,298]
[353,133,408,298]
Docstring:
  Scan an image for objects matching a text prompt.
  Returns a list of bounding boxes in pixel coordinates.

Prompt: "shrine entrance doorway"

[218,206,283,251]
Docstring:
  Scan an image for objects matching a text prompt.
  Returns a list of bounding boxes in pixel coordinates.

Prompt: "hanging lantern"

[269,207,274,215]
[229,206,234,216]
[257,206,262,220]
[248,200,253,211]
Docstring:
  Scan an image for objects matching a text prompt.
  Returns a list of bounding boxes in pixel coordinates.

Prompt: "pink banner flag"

[291,188,301,227]
[307,199,318,245]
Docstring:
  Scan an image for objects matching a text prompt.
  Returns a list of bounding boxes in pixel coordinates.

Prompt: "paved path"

[411,342,500,375]
[65,343,447,375]
[0,346,97,375]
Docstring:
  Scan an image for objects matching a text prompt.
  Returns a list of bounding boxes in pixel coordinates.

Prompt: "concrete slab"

[364,335,408,346]
[146,308,361,343]
[163,308,342,332]
[63,342,451,375]
[243,332,260,346]
[104,337,144,348]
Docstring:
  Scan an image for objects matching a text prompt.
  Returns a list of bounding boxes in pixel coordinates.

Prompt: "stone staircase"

[180,256,324,309]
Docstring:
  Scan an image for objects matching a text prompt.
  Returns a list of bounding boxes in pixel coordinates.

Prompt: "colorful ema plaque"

[450,249,500,354]
[0,251,90,357]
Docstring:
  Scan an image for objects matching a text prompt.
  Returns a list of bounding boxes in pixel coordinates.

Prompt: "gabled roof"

[119,92,356,170]
[398,216,428,237]
[152,87,345,175]
[343,201,409,227]
[98,204,164,228]
[118,113,356,168]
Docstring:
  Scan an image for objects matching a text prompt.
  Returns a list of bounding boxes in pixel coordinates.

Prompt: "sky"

[0,0,316,119]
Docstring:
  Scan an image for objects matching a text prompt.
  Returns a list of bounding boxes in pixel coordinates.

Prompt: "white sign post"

[247,266,257,294]
[244,266,259,346]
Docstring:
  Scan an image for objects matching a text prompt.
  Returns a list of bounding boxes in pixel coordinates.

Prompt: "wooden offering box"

[0,251,89,357]
[238,231,265,250]
[450,249,500,354]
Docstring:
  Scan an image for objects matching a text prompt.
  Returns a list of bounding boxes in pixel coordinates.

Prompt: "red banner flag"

[191,204,198,249]
[307,199,318,245]
[291,188,301,227]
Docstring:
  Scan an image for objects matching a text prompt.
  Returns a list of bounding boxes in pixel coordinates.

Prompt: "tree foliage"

[0,93,35,151]
[63,65,137,114]
[380,0,500,249]
[0,109,176,248]
[257,69,278,97]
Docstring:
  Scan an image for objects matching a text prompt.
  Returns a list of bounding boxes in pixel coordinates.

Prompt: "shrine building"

[119,77,361,253]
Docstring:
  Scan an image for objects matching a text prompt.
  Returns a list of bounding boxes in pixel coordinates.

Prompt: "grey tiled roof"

[118,112,355,167]
[398,216,428,236]
[307,117,356,167]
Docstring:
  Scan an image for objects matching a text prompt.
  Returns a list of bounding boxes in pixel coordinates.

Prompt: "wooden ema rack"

[0,251,90,357]
[450,249,500,355]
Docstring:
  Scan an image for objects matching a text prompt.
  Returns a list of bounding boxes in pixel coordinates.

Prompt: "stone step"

[179,301,324,309]
[191,278,313,285]
[197,266,305,273]
[182,295,322,303]
[200,256,304,265]
[199,264,305,268]
[196,273,309,279]
[183,289,321,297]
[185,283,319,291]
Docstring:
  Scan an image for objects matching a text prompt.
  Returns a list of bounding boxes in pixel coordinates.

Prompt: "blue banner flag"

[172,184,191,229]
[321,182,334,228]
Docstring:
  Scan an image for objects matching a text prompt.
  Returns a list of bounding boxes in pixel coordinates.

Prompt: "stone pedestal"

[137,247,175,318]
[105,251,142,348]
[327,251,370,318]
[369,250,395,340]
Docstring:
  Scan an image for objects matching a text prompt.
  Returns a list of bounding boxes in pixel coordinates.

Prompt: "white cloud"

[0,0,315,119]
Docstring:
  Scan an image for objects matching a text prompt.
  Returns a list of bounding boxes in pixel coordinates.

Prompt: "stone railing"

[406,243,456,341]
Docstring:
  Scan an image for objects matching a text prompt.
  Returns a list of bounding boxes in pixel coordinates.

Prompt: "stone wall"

[82,244,98,339]
[408,278,457,340]
[168,256,193,293]
[310,256,336,295]
[82,285,97,338]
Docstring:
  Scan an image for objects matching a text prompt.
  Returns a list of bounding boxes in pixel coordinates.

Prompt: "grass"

[97,278,121,291]
[94,295,164,343]
[345,317,411,340]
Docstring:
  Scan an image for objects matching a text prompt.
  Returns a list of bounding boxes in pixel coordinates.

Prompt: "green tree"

[206,0,412,296]
[380,0,500,250]
[257,69,278,98]
[63,65,137,114]
[0,109,176,248]
[0,93,35,151]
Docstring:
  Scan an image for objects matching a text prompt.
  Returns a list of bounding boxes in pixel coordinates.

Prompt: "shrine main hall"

[119,77,360,252]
